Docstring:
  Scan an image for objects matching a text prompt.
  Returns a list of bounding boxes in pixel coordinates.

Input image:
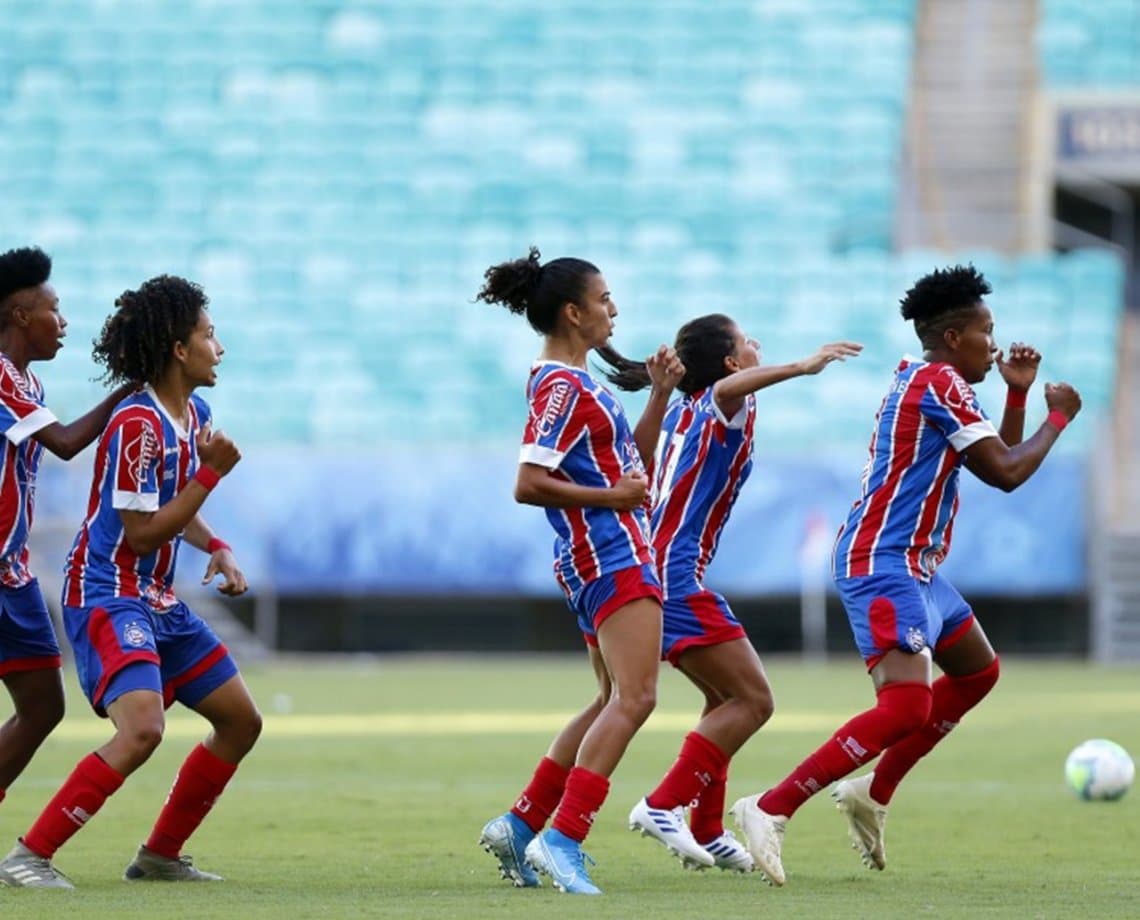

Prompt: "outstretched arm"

[713,341,862,420]
[34,383,136,460]
[963,382,1081,492]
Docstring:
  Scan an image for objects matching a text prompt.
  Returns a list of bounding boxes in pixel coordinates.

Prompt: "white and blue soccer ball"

[1064,739,1134,801]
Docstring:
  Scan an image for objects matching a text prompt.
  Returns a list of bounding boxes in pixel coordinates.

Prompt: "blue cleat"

[523,828,601,895]
[478,813,540,887]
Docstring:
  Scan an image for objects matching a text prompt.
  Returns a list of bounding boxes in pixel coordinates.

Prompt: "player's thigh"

[596,596,662,694]
[3,666,65,721]
[933,618,996,677]
[587,643,613,702]
[676,638,770,703]
[190,672,261,731]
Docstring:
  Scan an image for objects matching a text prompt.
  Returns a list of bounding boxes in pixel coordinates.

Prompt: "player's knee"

[118,722,165,760]
[617,683,657,725]
[879,682,933,737]
[956,655,1000,704]
[740,684,775,731]
[976,655,1000,693]
[18,694,65,738]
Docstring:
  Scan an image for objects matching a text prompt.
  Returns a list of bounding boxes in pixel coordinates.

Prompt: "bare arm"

[118,482,216,556]
[995,343,1041,448]
[184,513,248,596]
[963,382,1081,492]
[632,345,685,467]
[118,427,242,556]
[515,462,648,511]
[713,341,862,420]
[34,383,136,460]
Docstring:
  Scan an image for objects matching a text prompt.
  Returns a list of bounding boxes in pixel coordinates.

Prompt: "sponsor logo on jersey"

[536,381,574,439]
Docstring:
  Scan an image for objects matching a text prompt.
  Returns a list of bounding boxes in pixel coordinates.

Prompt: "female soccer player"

[475,247,683,895]
[597,315,860,872]
[0,246,134,828]
[730,265,1082,885]
[0,275,262,888]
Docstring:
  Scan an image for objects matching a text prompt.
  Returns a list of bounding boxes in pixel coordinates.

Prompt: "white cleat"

[698,830,754,873]
[628,798,715,869]
[0,840,74,889]
[730,796,787,886]
[831,773,888,870]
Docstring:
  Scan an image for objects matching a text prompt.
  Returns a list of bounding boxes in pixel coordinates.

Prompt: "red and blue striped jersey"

[833,357,998,582]
[62,387,213,610]
[519,361,653,595]
[650,388,755,595]
[0,356,57,588]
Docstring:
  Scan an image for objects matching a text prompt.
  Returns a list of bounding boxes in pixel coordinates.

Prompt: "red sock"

[24,753,125,858]
[511,756,570,833]
[759,682,932,818]
[689,761,729,844]
[647,731,728,811]
[551,766,610,843]
[144,744,238,859]
[0,787,6,806]
[872,658,1000,805]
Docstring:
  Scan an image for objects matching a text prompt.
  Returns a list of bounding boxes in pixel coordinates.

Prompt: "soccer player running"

[0,246,135,830]
[731,265,1082,885]
[0,275,262,888]
[597,315,861,872]
[476,248,683,895]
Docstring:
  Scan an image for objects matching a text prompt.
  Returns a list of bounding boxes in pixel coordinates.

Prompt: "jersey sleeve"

[921,367,997,451]
[108,415,163,512]
[0,363,56,445]
[519,374,589,469]
[709,389,752,430]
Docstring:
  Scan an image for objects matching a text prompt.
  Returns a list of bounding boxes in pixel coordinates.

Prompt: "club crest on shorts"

[123,621,148,647]
[905,626,927,653]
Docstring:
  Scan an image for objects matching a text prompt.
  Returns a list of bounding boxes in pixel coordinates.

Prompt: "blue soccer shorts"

[0,580,61,677]
[836,569,975,671]
[565,563,662,646]
[661,585,747,666]
[64,597,237,716]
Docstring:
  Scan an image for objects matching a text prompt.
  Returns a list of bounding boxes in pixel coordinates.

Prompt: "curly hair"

[476,246,600,335]
[0,247,52,326]
[93,275,208,386]
[598,314,737,396]
[900,264,992,347]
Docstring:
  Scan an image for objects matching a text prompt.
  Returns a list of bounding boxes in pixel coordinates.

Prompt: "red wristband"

[193,466,221,490]
[1005,389,1027,410]
[206,537,231,554]
[1046,410,1069,433]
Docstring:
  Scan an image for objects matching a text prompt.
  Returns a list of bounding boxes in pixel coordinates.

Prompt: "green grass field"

[0,655,1137,919]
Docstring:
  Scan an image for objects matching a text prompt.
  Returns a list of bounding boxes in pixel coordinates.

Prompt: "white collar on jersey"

[143,384,192,441]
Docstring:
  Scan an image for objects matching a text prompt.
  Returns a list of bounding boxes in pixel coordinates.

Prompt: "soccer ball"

[1064,739,1135,801]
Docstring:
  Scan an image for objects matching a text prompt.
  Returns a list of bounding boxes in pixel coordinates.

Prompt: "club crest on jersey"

[123,622,148,647]
[535,381,576,438]
[905,626,927,653]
